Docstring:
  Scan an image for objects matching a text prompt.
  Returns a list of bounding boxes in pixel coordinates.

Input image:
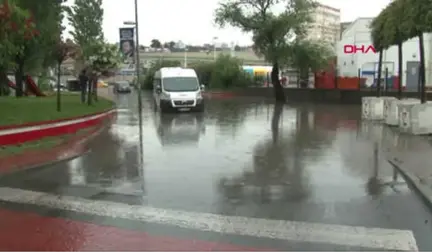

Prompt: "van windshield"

[162,77,199,92]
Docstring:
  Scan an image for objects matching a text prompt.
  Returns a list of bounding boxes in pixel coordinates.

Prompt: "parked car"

[114,81,132,93]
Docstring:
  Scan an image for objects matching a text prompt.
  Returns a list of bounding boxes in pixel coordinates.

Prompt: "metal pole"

[134,0,142,109]
[133,0,145,199]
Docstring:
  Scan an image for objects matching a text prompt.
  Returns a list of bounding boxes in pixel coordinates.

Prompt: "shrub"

[141,60,181,90]
[193,55,253,89]
[142,55,253,90]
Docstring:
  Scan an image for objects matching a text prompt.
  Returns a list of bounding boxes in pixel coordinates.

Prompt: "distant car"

[114,81,132,93]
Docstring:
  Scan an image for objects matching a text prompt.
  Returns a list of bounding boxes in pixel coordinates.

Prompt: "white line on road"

[0,187,418,251]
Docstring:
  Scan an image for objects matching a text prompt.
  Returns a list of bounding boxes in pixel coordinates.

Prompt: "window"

[162,77,199,92]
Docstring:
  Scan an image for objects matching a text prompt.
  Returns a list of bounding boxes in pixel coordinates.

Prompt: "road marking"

[0,110,115,136]
[0,187,418,251]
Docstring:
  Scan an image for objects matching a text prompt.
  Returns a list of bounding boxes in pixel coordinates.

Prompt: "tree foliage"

[289,39,334,87]
[215,0,316,102]
[67,0,103,56]
[150,39,162,48]
[0,0,36,70]
[371,0,432,49]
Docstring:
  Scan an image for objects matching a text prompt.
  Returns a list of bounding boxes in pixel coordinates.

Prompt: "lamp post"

[124,0,144,197]
[124,1,141,110]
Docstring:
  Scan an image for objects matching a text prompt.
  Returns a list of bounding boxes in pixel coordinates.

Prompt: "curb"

[0,107,115,131]
[0,108,116,146]
[0,118,112,176]
[388,159,432,210]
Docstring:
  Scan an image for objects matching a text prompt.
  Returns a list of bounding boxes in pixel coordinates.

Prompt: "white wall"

[338,18,432,86]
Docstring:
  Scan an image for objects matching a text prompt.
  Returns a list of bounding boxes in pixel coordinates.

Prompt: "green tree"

[150,39,162,48]
[289,39,334,88]
[215,0,316,103]
[0,0,34,96]
[9,0,62,97]
[68,0,104,105]
[371,0,432,102]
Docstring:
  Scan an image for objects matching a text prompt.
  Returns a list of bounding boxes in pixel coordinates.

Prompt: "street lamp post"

[124,0,144,198]
[124,2,141,109]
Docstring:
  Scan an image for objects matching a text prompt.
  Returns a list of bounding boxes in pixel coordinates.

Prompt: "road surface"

[0,92,431,251]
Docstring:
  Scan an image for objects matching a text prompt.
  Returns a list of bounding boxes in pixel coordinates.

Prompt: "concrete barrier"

[0,109,116,146]
[398,102,432,135]
[384,98,420,126]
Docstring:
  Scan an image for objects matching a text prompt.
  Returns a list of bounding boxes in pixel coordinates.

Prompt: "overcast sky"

[64,0,392,46]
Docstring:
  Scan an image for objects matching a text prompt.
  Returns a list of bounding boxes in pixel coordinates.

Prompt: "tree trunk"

[271,102,284,143]
[397,42,403,99]
[87,76,92,105]
[271,62,285,102]
[419,33,426,103]
[56,62,61,111]
[0,70,7,96]
[93,76,98,102]
[376,50,383,97]
[15,61,24,97]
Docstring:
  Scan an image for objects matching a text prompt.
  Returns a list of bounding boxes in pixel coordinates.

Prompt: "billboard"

[119,27,135,64]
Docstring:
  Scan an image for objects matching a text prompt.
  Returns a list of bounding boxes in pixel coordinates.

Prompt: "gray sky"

[65,0,392,46]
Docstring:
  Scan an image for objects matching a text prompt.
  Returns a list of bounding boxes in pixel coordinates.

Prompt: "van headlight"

[196,93,203,100]
[160,92,171,100]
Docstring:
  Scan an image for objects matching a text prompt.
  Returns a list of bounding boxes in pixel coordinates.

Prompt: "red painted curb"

[0,109,116,146]
[0,208,268,251]
[0,114,115,174]
[0,107,114,131]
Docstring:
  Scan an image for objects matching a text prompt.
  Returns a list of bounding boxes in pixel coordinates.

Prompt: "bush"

[141,60,181,90]
[141,55,253,90]
[192,55,253,89]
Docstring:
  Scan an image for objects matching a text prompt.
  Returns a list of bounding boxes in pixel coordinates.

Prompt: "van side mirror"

[200,84,205,91]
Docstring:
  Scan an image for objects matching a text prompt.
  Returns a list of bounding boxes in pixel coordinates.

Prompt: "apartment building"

[307,2,341,46]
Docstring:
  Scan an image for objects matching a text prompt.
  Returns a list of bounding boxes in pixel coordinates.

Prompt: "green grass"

[0,128,92,157]
[0,93,115,126]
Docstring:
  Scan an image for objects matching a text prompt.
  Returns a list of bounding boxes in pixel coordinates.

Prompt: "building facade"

[307,3,341,46]
[337,17,432,90]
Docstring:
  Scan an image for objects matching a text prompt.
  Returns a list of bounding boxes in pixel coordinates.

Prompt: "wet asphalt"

[1,91,432,250]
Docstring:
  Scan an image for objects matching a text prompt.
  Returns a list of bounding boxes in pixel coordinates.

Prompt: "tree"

[10,0,60,97]
[215,0,316,103]
[52,39,77,111]
[150,39,162,48]
[0,0,36,96]
[371,0,432,102]
[68,0,104,105]
[289,39,334,88]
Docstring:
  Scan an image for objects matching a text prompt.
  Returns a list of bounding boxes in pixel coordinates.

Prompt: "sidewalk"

[380,125,432,207]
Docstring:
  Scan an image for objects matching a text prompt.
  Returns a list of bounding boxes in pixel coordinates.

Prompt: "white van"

[153,67,205,113]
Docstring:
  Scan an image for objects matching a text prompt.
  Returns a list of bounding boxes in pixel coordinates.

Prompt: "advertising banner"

[119,27,135,64]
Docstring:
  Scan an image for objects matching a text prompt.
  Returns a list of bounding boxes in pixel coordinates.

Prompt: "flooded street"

[1,92,432,251]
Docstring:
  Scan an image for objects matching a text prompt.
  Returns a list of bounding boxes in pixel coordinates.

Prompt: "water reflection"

[354,122,409,197]
[208,99,256,138]
[218,104,324,204]
[153,113,206,146]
